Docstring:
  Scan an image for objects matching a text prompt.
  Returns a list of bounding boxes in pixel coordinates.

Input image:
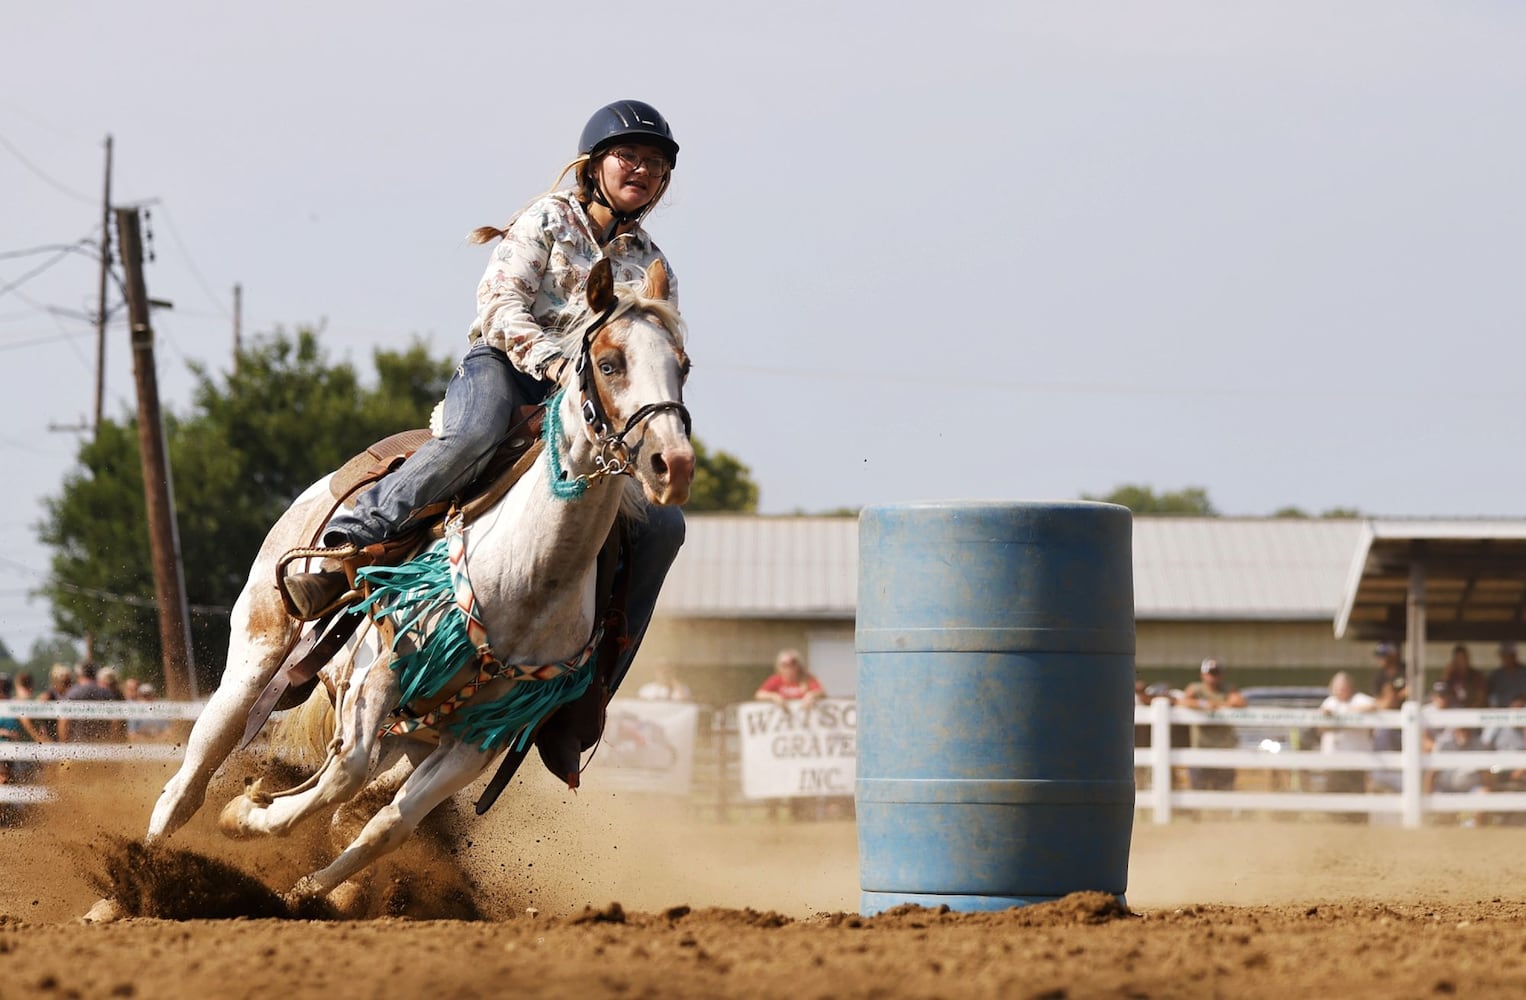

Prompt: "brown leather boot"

[285,570,350,620]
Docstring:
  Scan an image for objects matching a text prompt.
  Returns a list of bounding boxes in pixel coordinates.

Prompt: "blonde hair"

[775,649,805,671]
[467,149,671,245]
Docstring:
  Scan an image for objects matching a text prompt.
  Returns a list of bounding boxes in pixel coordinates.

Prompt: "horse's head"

[561,258,695,506]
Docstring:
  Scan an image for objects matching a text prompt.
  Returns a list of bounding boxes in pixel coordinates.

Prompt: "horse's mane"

[550,283,686,363]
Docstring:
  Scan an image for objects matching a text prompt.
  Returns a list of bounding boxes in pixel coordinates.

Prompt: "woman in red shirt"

[755,649,824,707]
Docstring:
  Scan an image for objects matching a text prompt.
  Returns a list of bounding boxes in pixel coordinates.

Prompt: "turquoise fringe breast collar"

[356,512,600,753]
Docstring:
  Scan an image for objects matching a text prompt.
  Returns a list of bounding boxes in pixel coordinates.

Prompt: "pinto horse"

[122,259,692,907]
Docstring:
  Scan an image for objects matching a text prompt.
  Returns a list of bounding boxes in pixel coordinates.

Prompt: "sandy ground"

[2,757,1525,998]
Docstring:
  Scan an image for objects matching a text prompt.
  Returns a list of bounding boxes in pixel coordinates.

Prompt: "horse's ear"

[586,258,616,313]
[644,259,670,301]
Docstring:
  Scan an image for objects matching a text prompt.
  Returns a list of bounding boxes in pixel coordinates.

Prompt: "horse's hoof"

[284,876,323,907]
[243,776,274,807]
[82,897,125,924]
[326,880,367,916]
[218,794,259,839]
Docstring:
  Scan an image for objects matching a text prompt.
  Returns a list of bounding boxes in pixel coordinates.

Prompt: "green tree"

[1082,484,1217,516]
[685,438,760,512]
[0,637,15,672]
[39,329,452,687]
[24,636,79,676]
[1273,506,1309,519]
[1321,506,1362,519]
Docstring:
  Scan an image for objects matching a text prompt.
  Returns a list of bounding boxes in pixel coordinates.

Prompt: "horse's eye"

[599,362,617,376]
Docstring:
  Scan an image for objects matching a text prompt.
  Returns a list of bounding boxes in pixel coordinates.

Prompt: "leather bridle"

[570,300,692,481]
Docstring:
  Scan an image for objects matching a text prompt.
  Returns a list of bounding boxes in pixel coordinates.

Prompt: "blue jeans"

[612,503,685,693]
[328,340,684,694]
[328,341,535,546]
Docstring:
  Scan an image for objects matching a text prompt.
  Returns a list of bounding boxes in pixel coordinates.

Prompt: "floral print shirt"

[470,189,677,379]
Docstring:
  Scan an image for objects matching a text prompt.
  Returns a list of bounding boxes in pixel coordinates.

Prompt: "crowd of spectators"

[0,662,168,787]
[1134,642,1526,819]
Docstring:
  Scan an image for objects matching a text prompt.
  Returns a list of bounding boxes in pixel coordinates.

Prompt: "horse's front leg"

[220,640,400,839]
[147,585,296,841]
[288,735,493,902]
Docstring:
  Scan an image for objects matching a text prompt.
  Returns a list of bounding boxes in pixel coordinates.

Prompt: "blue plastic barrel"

[856,501,1135,914]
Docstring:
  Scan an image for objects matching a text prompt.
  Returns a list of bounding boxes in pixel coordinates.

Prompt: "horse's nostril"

[651,454,669,477]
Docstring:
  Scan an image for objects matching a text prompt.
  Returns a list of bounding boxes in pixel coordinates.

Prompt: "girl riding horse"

[287,100,686,712]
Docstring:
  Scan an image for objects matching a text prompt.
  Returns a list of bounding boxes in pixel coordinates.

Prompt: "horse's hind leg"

[220,638,400,839]
[147,583,296,840]
[289,736,492,902]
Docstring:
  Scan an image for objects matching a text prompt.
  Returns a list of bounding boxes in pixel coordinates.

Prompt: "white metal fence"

[0,700,201,803]
[1137,698,1526,828]
[8,699,1526,829]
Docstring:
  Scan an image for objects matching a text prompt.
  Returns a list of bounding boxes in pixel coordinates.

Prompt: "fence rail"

[1136,698,1526,828]
[6,699,1526,827]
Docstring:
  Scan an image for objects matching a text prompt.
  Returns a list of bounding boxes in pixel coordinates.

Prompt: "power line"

[0,328,92,354]
[154,203,230,318]
[0,240,94,262]
[0,554,230,617]
[707,363,1526,402]
[52,580,232,618]
[0,245,89,300]
[0,131,96,205]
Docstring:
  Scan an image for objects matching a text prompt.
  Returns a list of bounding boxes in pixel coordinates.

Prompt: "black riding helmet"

[579,100,679,167]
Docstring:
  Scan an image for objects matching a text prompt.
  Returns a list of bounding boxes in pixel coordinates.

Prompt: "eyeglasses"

[607,147,670,176]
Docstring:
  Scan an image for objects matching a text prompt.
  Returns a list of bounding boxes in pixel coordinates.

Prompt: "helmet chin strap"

[590,165,668,240]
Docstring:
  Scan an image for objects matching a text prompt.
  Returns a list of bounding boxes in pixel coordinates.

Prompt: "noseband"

[571,301,692,480]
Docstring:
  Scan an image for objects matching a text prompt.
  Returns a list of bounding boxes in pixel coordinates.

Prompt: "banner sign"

[737,698,857,799]
[596,699,699,796]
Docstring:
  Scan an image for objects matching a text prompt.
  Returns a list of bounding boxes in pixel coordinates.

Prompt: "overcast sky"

[4,2,1524,659]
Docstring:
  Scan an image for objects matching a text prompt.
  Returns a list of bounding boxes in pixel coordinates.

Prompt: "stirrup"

[284,570,354,622]
[276,541,362,621]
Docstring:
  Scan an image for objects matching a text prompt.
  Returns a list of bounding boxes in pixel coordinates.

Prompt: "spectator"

[127,683,170,742]
[1488,641,1526,708]
[123,677,141,702]
[1178,658,1246,791]
[1368,642,1408,774]
[755,649,824,708]
[31,664,73,743]
[8,671,50,749]
[0,672,44,747]
[13,672,36,701]
[1371,642,1406,705]
[59,662,121,743]
[1428,725,1490,802]
[1485,695,1526,794]
[1439,644,1487,709]
[1319,671,1377,795]
[636,663,692,702]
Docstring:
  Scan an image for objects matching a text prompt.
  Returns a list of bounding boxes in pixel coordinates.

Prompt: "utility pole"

[232,282,242,371]
[94,134,113,434]
[116,206,197,701]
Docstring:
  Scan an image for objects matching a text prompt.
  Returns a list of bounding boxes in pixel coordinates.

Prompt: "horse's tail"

[270,683,337,768]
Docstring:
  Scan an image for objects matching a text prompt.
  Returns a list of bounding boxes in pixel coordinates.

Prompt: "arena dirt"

[3,759,1525,997]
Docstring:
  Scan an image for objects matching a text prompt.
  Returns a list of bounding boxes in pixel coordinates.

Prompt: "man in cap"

[1178,658,1246,790]
[1488,641,1526,708]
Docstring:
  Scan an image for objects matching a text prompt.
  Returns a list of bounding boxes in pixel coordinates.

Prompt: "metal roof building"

[656,514,1367,623]
[641,514,1526,699]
